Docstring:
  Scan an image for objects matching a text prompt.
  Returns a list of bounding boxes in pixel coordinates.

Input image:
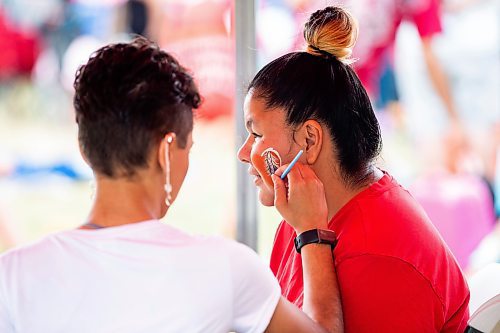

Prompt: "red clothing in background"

[270,173,470,332]
[0,10,40,79]
[347,0,442,96]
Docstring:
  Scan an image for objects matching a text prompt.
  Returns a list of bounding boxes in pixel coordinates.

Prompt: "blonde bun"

[304,6,358,64]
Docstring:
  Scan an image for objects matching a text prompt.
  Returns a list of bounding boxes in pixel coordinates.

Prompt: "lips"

[248,167,259,177]
[248,166,259,177]
[247,167,262,185]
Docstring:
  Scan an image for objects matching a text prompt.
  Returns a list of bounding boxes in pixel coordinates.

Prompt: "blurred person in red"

[289,0,458,121]
[284,0,470,176]
[0,8,40,79]
[0,36,342,333]
[238,6,470,332]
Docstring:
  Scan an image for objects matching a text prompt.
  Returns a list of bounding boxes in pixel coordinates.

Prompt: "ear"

[157,132,176,171]
[298,120,323,164]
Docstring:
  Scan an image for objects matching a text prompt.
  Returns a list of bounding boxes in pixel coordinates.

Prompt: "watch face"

[318,229,337,243]
[295,229,338,254]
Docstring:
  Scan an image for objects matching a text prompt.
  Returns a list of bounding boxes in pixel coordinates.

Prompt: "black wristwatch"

[294,229,338,254]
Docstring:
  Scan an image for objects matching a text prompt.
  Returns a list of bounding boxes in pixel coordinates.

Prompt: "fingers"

[284,162,316,183]
[285,163,304,185]
[273,165,287,178]
[272,161,328,232]
[271,163,309,209]
[271,174,287,209]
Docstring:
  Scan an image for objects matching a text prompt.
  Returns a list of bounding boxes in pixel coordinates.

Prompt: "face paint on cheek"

[262,148,281,176]
[251,148,282,188]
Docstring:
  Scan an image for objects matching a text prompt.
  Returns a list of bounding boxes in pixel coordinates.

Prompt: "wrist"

[294,229,337,254]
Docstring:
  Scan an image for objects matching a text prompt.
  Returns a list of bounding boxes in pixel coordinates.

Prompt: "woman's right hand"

[271,162,329,234]
[272,162,343,333]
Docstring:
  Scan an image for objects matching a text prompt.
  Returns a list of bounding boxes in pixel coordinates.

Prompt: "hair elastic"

[308,45,335,60]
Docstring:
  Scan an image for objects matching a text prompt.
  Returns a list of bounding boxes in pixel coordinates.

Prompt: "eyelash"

[252,133,262,139]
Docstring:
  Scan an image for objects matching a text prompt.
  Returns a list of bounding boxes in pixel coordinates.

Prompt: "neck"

[84,173,165,229]
[316,163,383,222]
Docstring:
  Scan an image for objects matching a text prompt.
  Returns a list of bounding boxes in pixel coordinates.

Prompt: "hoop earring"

[164,136,173,207]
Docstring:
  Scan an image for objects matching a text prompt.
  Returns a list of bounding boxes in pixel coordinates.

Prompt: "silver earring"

[164,136,173,206]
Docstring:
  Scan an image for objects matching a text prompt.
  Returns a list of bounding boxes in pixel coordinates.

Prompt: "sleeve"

[0,266,15,333]
[0,298,14,333]
[227,241,281,333]
[409,0,442,38]
[337,254,445,333]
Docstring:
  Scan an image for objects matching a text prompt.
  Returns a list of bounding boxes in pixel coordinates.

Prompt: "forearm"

[421,38,458,121]
[301,243,343,333]
[270,165,343,332]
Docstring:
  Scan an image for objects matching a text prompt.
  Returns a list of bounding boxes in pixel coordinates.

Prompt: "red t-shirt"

[270,173,470,332]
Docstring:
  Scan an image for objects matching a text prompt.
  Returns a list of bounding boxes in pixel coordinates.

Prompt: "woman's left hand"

[271,162,328,234]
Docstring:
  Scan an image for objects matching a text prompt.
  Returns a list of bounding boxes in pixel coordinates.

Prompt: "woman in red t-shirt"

[237,6,470,332]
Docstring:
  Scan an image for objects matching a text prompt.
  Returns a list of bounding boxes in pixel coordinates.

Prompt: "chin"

[258,190,275,207]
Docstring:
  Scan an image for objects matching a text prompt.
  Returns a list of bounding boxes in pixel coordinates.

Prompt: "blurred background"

[0,0,498,276]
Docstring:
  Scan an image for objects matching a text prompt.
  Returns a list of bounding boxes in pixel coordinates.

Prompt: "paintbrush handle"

[280,150,304,180]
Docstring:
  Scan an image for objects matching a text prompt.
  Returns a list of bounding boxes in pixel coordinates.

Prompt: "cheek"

[252,153,272,187]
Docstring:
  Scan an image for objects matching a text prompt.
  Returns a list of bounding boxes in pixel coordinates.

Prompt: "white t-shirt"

[0,220,280,333]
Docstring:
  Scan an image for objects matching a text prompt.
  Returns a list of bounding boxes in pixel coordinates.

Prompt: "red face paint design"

[251,148,282,188]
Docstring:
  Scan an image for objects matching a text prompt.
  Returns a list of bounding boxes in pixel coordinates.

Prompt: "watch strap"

[294,229,338,254]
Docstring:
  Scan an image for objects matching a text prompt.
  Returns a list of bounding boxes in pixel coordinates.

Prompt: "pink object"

[411,173,495,269]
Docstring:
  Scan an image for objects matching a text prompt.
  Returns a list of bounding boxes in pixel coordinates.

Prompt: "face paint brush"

[280,150,304,180]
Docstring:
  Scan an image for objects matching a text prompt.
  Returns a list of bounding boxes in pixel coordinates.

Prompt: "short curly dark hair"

[74,36,201,178]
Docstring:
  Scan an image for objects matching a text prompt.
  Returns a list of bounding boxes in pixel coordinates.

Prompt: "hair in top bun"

[304,6,358,64]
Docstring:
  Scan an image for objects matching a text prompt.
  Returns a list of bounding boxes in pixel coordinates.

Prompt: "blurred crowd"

[0,0,498,274]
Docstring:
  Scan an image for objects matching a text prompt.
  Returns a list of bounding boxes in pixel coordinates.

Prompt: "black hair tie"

[309,45,336,60]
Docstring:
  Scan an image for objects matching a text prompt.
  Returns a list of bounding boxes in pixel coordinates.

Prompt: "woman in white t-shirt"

[0,37,342,333]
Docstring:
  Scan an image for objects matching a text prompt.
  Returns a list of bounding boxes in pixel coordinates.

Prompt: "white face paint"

[261,148,282,177]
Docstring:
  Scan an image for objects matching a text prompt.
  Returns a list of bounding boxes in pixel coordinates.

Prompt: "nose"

[237,135,251,164]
